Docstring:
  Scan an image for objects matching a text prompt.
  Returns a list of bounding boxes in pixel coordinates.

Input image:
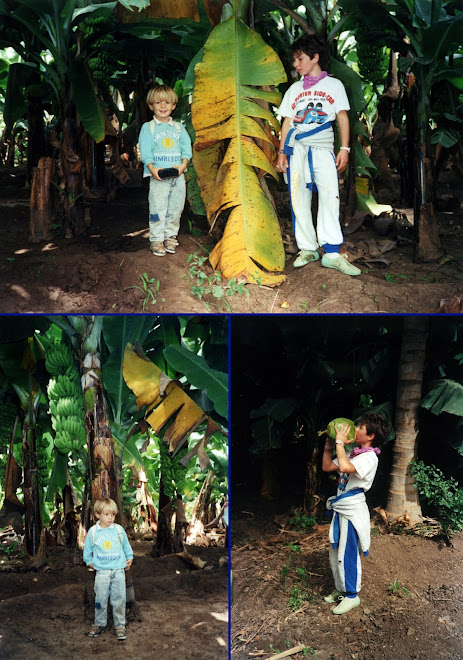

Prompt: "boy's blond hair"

[146,84,178,107]
[94,497,118,516]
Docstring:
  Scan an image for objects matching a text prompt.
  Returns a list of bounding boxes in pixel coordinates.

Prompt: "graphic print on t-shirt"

[338,472,349,492]
[294,102,328,125]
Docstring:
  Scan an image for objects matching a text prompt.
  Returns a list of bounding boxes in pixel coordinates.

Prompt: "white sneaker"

[332,595,360,614]
[321,253,361,276]
[293,249,319,268]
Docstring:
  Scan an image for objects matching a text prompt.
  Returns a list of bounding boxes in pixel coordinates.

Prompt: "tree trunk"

[386,316,427,524]
[173,496,188,553]
[22,395,44,561]
[26,72,46,185]
[370,51,400,191]
[303,445,320,518]
[82,351,122,511]
[153,480,174,557]
[61,98,86,237]
[413,81,444,262]
[29,157,55,243]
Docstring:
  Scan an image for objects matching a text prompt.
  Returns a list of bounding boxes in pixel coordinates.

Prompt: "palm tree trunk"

[386,316,427,523]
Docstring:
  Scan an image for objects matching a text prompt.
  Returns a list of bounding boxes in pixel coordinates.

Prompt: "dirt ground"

[0,168,462,315]
[0,539,228,660]
[231,496,463,660]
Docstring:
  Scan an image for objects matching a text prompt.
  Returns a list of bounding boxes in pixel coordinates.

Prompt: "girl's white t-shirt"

[278,76,350,127]
[333,451,379,494]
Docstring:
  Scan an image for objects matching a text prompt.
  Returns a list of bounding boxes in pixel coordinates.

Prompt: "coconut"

[318,418,356,442]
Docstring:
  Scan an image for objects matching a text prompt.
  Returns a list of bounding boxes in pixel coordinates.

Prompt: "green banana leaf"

[69,59,105,143]
[101,315,155,424]
[420,379,463,417]
[191,7,287,286]
[163,345,228,421]
[3,62,29,130]
[45,450,68,502]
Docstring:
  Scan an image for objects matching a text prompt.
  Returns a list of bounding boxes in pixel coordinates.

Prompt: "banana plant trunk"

[22,384,45,563]
[386,316,427,524]
[412,80,443,262]
[303,445,320,518]
[153,478,174,557]
[26,70,46,185]
[81,349,121,512]
[60,94,85,237]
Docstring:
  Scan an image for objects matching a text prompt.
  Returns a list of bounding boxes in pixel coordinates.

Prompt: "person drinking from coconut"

[321,413,389,614]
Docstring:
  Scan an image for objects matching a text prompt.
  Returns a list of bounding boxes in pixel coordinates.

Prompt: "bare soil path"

[0,541,228,660]
[231,496,463,660]
[0,169,461,314]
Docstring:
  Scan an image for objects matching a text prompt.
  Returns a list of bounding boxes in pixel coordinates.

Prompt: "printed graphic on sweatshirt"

[96,531,122,563]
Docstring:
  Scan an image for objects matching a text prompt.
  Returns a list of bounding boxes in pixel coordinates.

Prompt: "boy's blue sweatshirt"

[138,117,192,177]
[83,522,133,571]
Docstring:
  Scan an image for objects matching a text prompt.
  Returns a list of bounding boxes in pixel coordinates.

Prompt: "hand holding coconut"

[335,422,352,445]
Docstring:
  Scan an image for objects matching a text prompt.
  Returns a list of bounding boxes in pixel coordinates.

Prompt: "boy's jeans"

[148,174,186,243]
[94,568,126,628]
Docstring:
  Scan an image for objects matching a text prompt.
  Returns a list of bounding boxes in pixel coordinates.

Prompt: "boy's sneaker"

[321,253,361,276]
[293,249,319,268]
[332,595,360,615]
[150,241,166,257]
[88,625,105,638]
[115,627,127,640]
[164,236,178,254]
[324,589,344,603]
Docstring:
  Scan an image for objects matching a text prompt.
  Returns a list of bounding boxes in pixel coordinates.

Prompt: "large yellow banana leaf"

[122,344,207,453]
[192,9,287,286]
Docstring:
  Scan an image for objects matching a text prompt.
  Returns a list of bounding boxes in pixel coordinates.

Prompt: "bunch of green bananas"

[356,40,388,87]
[45,344,75,376]
[48,375,81,401]
[87,35,116,83]
[159,441,188,501]
[46,342,86,455]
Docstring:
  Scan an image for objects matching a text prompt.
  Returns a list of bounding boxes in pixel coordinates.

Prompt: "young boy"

[138,85,192,257]
[277,34,361,276]
[322,413,389,614]
[83,498,133,640]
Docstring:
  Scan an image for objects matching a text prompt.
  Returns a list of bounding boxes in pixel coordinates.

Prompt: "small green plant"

[0,541,23,559]
[286,584,318,611]
[187,252,249,311]
[302,647,317,656]
[388,578,409,596]
[384,272,410,283]
[287,585,305,610]
[124,273,164,310]
[289,509,316,532]
[297,300,309,312]
[322,283,327,290]
[281,542,301,584]
[410,460,463,535]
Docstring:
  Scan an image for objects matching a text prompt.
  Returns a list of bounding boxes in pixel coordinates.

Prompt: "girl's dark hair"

[290,34,328,69]
[358,413,390,446]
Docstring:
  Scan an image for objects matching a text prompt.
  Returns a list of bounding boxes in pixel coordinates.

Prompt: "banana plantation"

[0,0,462,313]
[0,314,229,660]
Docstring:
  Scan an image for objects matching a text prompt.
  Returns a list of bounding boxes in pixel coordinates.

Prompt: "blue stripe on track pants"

[329,517,362,596]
